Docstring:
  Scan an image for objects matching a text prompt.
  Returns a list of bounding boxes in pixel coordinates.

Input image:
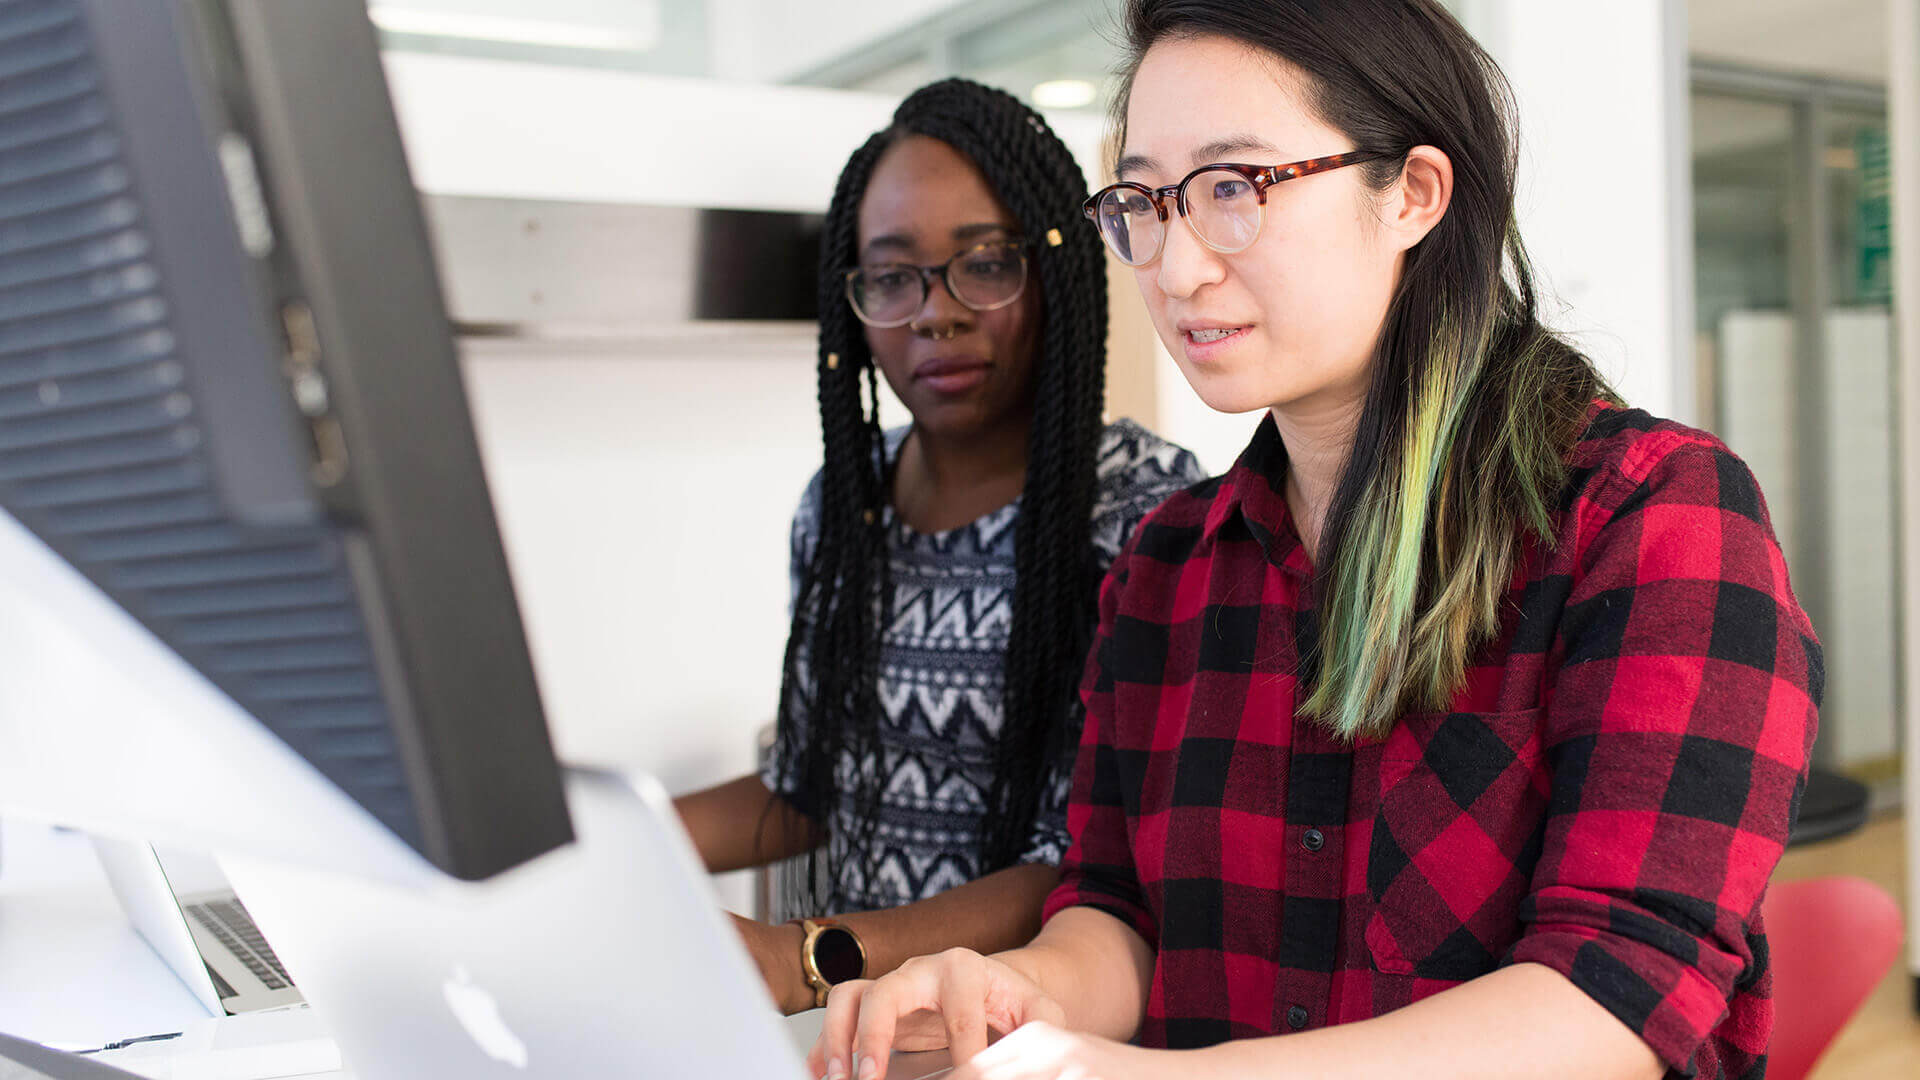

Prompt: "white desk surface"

[0,819,948,1080]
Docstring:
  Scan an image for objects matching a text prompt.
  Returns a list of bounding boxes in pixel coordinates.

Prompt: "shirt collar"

[1206,399,1620,581]
[1205,413,1312,577]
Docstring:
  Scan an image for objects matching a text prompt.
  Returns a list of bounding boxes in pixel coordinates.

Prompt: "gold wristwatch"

[795,917,866,1008]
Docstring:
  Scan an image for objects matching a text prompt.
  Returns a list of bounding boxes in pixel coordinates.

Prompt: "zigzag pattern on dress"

[876,683,1001,744]
[764,419,1207,912]
[887,580,1014,647]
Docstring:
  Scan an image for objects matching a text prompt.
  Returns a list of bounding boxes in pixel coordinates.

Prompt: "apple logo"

[442,965,529,1069]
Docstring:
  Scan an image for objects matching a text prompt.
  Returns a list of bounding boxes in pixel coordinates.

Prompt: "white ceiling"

[1690,0,1890,83]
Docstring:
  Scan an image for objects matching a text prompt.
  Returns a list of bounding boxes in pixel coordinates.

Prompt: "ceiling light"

[366,5,658,53]
[1032,79,1097,109]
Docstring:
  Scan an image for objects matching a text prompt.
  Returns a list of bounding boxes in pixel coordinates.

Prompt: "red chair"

[1763,875,1904,1080]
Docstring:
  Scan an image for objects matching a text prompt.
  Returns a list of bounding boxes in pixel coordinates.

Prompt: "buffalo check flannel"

[1042,404,1821,1079]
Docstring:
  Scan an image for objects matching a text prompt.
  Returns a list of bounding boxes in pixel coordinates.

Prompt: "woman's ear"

[1383,145,1453,252]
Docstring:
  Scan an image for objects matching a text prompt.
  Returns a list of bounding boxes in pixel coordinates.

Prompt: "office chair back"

[1763,874,1903,1080]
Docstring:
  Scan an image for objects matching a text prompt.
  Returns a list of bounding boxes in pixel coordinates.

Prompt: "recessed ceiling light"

[1032,79,1097,109]
[367,5,658,52]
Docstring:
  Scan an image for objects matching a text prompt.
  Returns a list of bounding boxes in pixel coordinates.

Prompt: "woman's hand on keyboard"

[807,945,1172,1080]
[808,946,1053,1079]
[937,1019,1167,1080]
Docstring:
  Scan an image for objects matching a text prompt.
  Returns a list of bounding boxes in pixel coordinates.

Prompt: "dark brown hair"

[1114,0,1615,738]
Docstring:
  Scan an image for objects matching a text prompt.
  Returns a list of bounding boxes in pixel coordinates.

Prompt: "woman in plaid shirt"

[809,3,1818,1080]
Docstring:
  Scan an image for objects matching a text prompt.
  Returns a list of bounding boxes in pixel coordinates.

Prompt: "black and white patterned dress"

[763,419,1204,912]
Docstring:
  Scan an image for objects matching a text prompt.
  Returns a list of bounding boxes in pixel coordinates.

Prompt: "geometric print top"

[763,419,1203,913]
[1042,404,1820,1079]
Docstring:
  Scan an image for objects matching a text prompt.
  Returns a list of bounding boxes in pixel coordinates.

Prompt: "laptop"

[90,837,303,1017]
[206,768,952,1080]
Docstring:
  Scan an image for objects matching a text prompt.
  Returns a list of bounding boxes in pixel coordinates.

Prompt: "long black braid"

[772,78,1109,910]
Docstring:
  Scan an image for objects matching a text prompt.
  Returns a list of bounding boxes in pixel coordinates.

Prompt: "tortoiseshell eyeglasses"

[1083,150,1395,267]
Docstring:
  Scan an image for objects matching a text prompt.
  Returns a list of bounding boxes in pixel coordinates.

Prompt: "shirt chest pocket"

[1364,707,1549,981]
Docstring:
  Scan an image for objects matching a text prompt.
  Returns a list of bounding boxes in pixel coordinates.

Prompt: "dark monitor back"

[0,0,572,880]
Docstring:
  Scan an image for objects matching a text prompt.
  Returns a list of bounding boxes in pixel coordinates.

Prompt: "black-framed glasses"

[843,238,1030,328]
[1083,150,1395,267]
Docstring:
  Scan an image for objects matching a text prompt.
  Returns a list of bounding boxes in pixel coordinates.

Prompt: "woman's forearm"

[837,862,1059,977]
[754,863,1063,1014]
[1195,963,1663,1080]
[997,906,1156,1043]
[673,774,818,874]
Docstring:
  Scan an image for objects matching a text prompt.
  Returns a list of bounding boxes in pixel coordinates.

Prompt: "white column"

[1890,0,1920,1011]
[1463,0,1696,424]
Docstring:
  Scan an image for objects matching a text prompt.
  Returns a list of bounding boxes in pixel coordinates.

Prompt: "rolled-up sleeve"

[1507,438,1821,1074]
[1042,527,1158,947]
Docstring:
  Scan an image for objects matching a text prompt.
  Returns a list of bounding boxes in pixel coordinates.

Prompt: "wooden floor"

[1771,811,1917,1078]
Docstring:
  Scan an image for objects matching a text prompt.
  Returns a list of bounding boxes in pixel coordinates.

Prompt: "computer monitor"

[0,0,571,881]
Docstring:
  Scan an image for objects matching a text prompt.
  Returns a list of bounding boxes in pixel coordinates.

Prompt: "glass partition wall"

[1693,65,1900,791]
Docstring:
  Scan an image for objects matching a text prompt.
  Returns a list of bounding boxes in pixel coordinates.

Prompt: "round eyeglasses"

[844,238,1030,328]
[1083,150,1393,267]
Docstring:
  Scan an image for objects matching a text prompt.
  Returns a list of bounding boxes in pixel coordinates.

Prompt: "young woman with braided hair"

[674,79,1202,1015]
[809,2,1818,1079]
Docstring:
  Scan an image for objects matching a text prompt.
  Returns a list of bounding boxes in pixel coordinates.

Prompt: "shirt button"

[1287,1004,1310,1029]
[1302,828,1325,852]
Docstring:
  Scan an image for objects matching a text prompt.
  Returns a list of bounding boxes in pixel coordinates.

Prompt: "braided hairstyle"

[772,78,1109,908]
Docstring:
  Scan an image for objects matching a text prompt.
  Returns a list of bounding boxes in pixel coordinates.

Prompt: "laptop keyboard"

[203,961,238,1000]
[185,898,294,990]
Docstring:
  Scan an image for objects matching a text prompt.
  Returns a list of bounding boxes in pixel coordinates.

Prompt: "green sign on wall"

[1857,127,1892,304]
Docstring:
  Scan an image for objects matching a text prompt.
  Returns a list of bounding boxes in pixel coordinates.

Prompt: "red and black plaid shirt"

[1042,404,1820,1079]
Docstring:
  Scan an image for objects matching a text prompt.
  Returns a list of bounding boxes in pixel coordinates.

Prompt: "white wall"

[1462,0,1694,423]
[456,336,841,780]
[382,52,900,211]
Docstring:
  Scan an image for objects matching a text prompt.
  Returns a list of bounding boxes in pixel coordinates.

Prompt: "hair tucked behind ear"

[771,79,1109,910]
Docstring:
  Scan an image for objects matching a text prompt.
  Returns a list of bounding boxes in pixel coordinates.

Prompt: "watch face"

[813,926,864,985]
